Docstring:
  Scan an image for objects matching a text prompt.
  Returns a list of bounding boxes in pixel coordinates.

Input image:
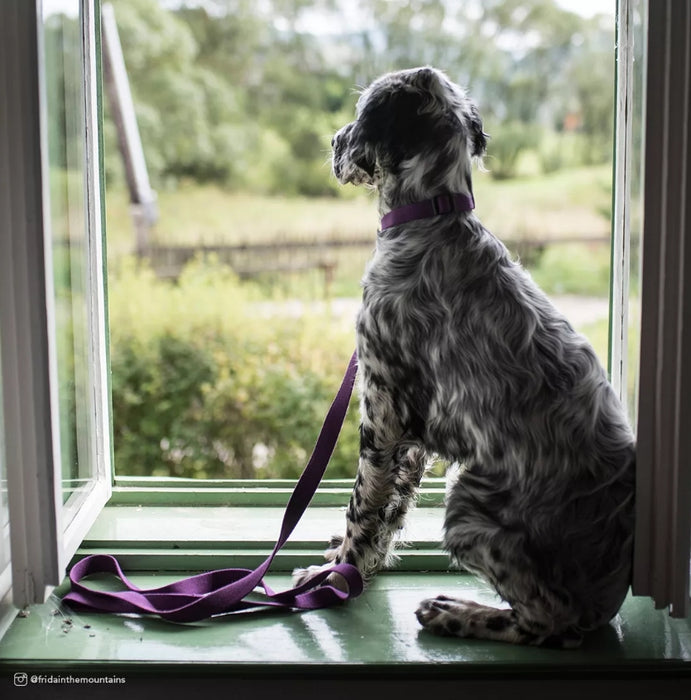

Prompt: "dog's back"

[363,212,635,639]
[295,66,635,647]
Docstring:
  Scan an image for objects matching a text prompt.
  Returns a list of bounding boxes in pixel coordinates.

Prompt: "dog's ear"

[408,66,438,92]
[358,87,436,167]
[467,102,488,158]
[348,123,377,178]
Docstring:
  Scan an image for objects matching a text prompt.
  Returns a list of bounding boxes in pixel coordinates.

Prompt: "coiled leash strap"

[63,351,363,622]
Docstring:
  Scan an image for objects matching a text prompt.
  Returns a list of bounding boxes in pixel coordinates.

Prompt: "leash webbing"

[62,350,363,622]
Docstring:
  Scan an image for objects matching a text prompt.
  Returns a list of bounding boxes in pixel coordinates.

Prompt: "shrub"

[537,131,588,174]
[108,257,359,479]
[484,121,541,180]
[528,242,611,297]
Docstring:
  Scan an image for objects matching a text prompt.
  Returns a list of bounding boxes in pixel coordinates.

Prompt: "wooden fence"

[137,234,612,295]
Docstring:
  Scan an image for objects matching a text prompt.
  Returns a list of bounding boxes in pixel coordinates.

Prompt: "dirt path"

[252,295,610,330]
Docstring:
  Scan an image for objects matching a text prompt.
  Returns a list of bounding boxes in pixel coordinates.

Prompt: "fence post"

[101,3,157,256]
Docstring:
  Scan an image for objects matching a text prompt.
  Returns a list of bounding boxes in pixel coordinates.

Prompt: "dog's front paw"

[291,534,359,593]
[291,563,349,593]
[324,534,344,562]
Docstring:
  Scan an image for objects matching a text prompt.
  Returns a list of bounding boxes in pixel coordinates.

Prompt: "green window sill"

[1,498,690,681]
[85,478,448,571]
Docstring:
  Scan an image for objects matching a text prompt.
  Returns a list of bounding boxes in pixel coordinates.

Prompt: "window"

[610,0,645,425]
[103,0,621,484]
[41,0,113,559]
[0,0,110,609]
[0,0,688,622]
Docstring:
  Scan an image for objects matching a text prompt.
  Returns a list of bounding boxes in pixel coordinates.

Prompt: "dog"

[294,66,635,648]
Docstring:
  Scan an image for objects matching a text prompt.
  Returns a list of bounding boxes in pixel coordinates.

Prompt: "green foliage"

[107,0,254,186]
[484,121,541,180]
[108,258,359,478]
[104,0,616,194]
[529,242,611,297]
[106,240,613,480]
[537,131,589,174]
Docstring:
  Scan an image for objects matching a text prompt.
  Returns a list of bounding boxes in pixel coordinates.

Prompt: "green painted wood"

[110,478,447,507]
[1,573,690,668]
[81,506,445,549]
[110,486,355,507]
[74,505,448,572]
[68,547,449,572]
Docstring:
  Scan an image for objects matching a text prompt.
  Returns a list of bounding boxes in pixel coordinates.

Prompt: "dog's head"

[332,67,487,196]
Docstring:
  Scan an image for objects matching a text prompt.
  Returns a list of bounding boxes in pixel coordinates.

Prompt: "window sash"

[62,0,113,557]
[0,0,111,609]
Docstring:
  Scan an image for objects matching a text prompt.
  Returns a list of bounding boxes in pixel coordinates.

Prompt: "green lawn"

[104,164,612,258]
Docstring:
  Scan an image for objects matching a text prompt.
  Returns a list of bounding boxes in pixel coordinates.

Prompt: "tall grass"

[105,165,611,256]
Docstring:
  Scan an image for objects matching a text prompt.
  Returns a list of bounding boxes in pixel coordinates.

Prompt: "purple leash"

[63,351,363,622]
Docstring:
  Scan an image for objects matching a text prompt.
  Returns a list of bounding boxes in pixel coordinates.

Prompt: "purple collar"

[380,192,475,230]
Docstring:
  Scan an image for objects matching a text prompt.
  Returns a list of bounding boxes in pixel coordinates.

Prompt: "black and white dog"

[295,67,635,648]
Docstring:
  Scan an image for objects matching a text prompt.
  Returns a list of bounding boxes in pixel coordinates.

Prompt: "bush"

[484,121,541,180]
[529,242,611,297]
[108,257,360,479]
[537,131,588,174]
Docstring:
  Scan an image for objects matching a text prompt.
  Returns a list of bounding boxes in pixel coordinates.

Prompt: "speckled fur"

[293,67,635,648]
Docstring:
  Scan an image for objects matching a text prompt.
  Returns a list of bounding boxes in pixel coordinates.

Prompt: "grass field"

[104,164,614,300]
[104,164,612,256]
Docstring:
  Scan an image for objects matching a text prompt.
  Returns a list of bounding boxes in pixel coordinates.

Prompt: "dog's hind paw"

[416,596,483,637]
[416,596,524,642]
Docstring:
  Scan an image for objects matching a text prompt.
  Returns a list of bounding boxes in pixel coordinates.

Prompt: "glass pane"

[43,1,95,503]
[625,0,646,426]
[0,336,9,578]
[105,1,617,480]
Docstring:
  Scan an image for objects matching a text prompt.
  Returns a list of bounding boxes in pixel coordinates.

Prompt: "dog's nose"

[331,135,337,148]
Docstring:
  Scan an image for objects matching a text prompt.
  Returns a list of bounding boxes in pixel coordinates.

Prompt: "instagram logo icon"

[14,672,28,687]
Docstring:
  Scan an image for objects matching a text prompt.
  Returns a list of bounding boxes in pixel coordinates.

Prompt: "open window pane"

[622,0,645,427]
[610,0,645,426]
[0,335,12,638]
[43,0,112,549]
[45,3,94,503]
[104,1,618,482]
[43,0,111,532]
[0,1,111,607]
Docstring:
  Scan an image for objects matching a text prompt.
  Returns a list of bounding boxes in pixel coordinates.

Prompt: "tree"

[105,0,615,190]
[106,0,255,186]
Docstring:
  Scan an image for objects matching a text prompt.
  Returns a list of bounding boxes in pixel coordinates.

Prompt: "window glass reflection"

[43,0,95,502]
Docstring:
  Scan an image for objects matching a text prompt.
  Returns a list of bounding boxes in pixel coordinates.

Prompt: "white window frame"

[0,0,111,610]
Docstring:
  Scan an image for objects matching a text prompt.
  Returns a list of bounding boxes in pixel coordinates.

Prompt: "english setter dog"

[294,66,635,648]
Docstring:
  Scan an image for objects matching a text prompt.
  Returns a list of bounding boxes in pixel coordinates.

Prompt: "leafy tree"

[105,0,615,190]
[106,0,254,186]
